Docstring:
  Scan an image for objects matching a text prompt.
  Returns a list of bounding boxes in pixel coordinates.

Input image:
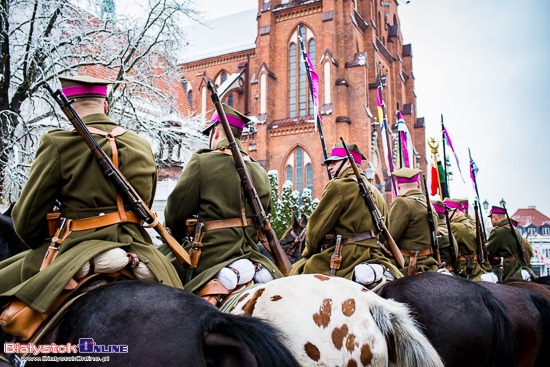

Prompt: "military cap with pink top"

[391,167,422,184]
[488,205,506,217]
[431,200,446,214]
[202,103,251,136]
[59,75,112,99]
[324,142,367,165]
[443,198,463,210]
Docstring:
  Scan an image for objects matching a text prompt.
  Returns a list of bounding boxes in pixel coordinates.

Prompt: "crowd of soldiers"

[0,76,536,344]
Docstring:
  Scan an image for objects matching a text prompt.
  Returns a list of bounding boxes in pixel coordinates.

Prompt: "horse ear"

[300,214,308,227]
[292,213,301,230]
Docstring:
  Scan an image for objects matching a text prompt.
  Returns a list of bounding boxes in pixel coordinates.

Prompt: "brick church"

[179,0,426,202]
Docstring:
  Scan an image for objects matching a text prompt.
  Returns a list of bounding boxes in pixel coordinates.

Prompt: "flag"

[378,87,391,175]
[299,35,320,131]
[442,125,465,183]
[469,148,480,198]
[396,111,413,168]
[430,163,439,196]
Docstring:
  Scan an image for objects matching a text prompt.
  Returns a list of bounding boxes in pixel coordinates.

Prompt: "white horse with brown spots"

[227,274,443,367]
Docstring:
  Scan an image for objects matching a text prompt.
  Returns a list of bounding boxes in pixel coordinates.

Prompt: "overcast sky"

[195,0,550,216]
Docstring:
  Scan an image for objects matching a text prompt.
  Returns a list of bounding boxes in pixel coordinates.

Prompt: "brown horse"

[278,213,307,264]
[376,272,518,367]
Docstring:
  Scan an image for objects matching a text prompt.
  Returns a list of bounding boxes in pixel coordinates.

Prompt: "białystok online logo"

[4,339,128,355]
[78,339,128,353]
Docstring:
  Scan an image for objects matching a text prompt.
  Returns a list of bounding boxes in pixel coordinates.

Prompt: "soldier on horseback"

[388,168,443,275]
[290,143,402,288]
[486,206,535,280]
[163,104,283,306]
[444,198,497,281]
[0,75,182,342]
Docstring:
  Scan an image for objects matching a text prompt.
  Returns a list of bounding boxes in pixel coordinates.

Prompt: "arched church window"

[289,43,297,117]
[284,146,313,195]
[306,164,313,191]
[289,25,316,118]
[285,165,293,184]
[188,90,193,109]
[307,38,316,115]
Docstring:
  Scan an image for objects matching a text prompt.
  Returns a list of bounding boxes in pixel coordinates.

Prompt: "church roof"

[179,8,258,63]
[512,207,550,227]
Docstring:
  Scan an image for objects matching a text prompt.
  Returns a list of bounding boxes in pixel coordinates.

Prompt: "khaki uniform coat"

[290,168,402,279]
[0,114,182,313]
[164,140,281,293]
[487,219,535,280]
[437,222,459,271]
[450,215,487,280]
[388,189,439,275]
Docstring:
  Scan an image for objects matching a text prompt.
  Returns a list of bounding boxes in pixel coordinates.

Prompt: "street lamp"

[483,200,489,211]
[365,164,375,183]
[500,198,506,208]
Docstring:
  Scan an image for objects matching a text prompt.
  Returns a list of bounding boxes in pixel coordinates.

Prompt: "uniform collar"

[340,167,363,179]
[398,188,422,197]
[497,219,510,228]
[214,139,248,155]
[81,113,116,125]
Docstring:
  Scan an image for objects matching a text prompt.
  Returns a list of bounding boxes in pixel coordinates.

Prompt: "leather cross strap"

[400,248,433,257]
[203,217,255,232]
[341,230,378,245]
[69,211,142,231]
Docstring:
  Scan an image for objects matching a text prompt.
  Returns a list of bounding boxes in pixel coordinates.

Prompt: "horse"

[278,213,307,264]
[226,273,444,367]
[0,213,27,262]
[500,278,550,302]
[12,281,300,367]
[376,272,519,367]
[478,281,550,367]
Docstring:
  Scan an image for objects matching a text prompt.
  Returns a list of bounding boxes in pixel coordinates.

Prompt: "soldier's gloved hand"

[354,263,384,286]
[480,272,498,283]
[436,268,453,276]
[521,269,533,280]
[215,259,255,290]
[254,265,275,283]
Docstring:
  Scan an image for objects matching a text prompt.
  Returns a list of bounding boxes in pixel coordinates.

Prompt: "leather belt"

[203,217,255,232]
[457,254,478,261]
[400,248,433,257]
[491,254,518,263]
[69,211,142,231]
[341,230,378,245]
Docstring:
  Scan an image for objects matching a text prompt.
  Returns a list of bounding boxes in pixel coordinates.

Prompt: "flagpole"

[440,114,450,198]
[469,148,487,243]
[380,91,398,197]
[396,102,403,168]
[428,138,444,201]
[298,33,332,180]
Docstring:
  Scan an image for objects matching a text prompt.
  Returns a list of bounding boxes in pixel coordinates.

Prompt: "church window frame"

[288,25,316,118]
[283,146,313,194]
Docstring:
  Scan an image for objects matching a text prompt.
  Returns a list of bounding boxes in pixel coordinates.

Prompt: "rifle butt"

[155,224,192,266]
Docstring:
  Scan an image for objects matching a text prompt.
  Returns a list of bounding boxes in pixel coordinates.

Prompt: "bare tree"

[0,0,205,204]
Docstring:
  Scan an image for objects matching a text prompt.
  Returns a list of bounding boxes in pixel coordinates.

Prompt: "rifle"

[298,33,331,180]
[43,83,191,267]
[444,205,460,274]
[473,201,484,267]
[421,174,441,264]
[502,203,526,265]
[339,137,405,267]
[207,81,292,275]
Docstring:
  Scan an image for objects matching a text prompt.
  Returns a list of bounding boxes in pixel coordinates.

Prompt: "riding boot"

[197,279,230,307]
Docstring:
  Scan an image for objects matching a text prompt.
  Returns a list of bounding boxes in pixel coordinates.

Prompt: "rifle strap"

[86,126,127,221]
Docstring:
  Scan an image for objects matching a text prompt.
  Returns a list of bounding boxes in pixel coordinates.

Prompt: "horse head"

[279,213,307,264]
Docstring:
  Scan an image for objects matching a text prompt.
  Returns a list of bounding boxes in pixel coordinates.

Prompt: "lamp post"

[365,163,375,183]
[500,198,506,208]
[483,200,489,211]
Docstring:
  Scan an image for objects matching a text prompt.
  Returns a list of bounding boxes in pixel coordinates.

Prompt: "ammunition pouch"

[197,279,230,307]
[46,211,62,237]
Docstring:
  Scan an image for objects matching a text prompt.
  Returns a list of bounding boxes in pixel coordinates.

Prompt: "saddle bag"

[0,300,46,341]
